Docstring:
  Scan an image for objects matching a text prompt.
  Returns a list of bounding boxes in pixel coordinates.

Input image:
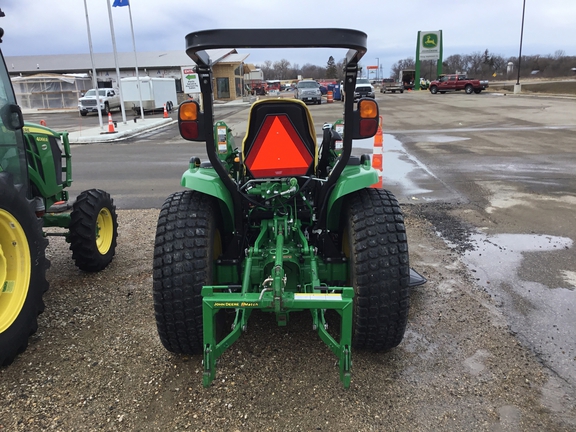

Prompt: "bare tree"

[258,60,273,80]
[419,60,437,80]
[301,63,326,80]
[554,50,566,60]
[465,52,484,77]
[390,58,415,79]
[272,59,291,80]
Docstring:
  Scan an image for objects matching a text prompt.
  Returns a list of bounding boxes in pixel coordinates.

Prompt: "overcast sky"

[2,0,575,77]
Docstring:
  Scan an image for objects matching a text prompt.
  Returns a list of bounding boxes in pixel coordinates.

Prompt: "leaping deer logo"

[424,34,438,48]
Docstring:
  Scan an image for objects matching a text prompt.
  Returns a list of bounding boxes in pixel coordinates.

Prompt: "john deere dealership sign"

[414,30,443,91]
[418,31,441,61]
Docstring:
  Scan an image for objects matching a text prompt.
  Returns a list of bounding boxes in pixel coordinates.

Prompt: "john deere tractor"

[0,10,118,366]
[153,28,425,388]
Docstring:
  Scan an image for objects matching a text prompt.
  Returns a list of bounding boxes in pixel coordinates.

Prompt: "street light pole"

[516,0,526,86]
[376,57,379,81]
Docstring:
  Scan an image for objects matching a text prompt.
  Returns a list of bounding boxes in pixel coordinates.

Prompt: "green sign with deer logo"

[423,33,438,48]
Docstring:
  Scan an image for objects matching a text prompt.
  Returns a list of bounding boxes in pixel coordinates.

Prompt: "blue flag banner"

[112,0,129,7]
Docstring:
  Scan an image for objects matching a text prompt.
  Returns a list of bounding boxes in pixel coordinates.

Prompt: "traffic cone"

[163,103,169,118]
[370,116,383,189]
[107,112,115,133]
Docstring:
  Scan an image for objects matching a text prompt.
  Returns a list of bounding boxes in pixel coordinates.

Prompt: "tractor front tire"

[344,188,410,352]
[153,190,224,355]
[69,189,118,272]
[0,173,49,366]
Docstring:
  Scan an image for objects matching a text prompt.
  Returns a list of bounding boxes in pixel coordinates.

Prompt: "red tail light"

[180,121,199,139]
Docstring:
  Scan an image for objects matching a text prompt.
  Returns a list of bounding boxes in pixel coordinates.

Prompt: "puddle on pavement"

[461,231,576,386]
[410,135,470,143]
[463,232,573,288]
[353,134,434,197]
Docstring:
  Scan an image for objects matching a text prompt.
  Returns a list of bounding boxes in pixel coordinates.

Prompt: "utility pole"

[515,0,526,93]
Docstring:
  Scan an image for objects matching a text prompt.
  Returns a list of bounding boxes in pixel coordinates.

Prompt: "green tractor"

[152,28,425,388]
[0,11,118,366]
[23,122,118,272]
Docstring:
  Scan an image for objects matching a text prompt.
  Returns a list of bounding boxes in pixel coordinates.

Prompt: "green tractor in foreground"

[152,28,425,388]
[1,123,119,366]
[0,11,118,365]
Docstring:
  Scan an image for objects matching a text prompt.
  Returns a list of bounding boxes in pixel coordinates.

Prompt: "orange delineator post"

[163,103,169,118]
[370,116,383,188]
[107,112,115,133]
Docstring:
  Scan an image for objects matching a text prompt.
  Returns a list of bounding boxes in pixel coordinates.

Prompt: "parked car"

[341,78,375,102]
[78,88,121,116]
[294,80,322,104]
[353,78,375,100]
[428,74,489,94]
[380,78,404,94]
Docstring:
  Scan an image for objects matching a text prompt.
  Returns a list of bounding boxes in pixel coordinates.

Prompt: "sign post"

[181,67,202,109]
[366,65,378,81]
[415,30,443,91]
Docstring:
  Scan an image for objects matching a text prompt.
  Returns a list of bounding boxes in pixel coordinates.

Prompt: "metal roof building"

[6,49,249,109]
[5,49,234,74]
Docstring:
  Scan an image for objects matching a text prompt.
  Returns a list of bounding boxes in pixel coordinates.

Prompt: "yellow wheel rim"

[95,208,114,255]
[0,208,31,333]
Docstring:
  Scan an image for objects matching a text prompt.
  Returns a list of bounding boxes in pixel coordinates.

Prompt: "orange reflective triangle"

[246,114,313,177]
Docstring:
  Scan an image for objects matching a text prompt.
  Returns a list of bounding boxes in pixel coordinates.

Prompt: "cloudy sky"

[2,0,575,77]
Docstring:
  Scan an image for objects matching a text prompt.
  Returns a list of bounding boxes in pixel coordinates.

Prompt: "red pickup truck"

[428,74,489,95]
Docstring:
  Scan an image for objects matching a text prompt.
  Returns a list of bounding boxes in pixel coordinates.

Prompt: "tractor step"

[409,268,427,287]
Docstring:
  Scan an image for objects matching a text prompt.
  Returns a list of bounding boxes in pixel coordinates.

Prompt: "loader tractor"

[152,28,426,388]
[0,10,118,365]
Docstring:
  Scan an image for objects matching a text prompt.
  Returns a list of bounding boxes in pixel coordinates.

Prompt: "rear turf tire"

[343,188,410,351]
[69,189,118,272]
[153,190,224,355]
[0,173,49,366]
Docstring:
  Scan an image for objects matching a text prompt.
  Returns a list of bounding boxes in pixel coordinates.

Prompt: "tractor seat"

[242,99,317,178]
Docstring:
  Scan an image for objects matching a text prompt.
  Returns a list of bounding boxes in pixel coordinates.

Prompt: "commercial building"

[6,49,253,109]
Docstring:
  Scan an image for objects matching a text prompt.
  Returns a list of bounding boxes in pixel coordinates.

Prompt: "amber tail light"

[178,100,205,141]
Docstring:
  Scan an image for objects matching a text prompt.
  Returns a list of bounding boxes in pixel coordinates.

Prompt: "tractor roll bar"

[185,28,367,68]
[184,28,366,237]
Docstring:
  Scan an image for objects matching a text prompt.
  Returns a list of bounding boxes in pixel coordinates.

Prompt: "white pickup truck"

[78,88,121,116]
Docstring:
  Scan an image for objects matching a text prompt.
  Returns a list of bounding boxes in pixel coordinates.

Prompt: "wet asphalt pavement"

[371,91,576,390]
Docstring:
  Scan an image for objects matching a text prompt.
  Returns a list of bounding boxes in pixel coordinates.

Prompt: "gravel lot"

[1,205,575,431]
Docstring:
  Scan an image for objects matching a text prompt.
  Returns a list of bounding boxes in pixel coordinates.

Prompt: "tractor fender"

[180,167,235,231]
[325,164,379,231]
